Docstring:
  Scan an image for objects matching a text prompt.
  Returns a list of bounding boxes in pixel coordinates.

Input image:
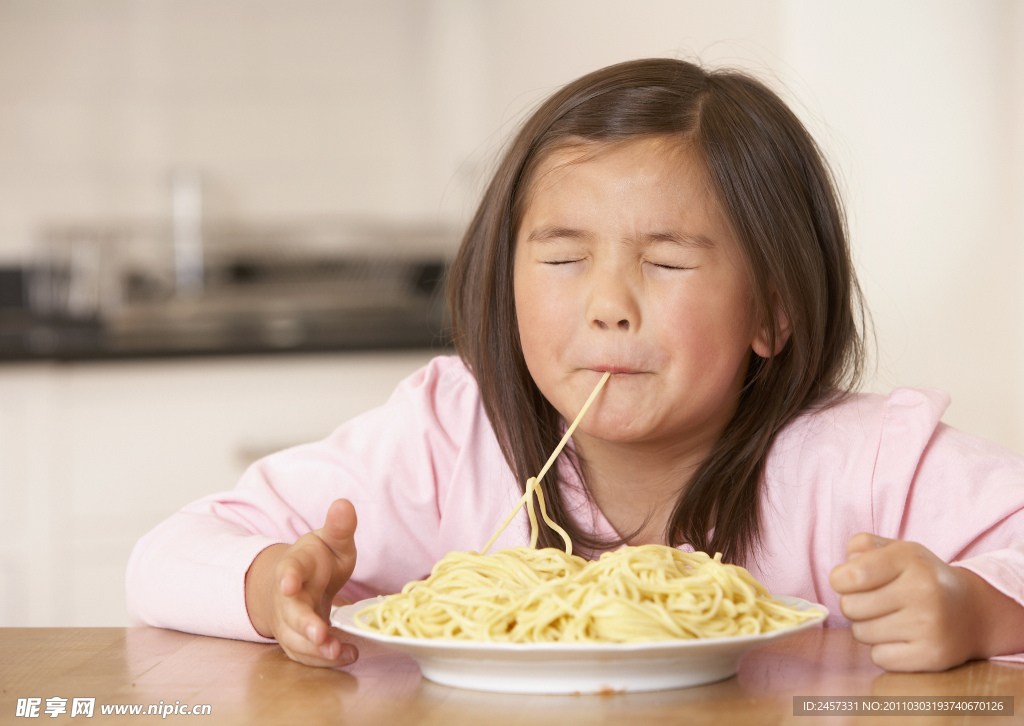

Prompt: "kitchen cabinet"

[0,350,437,626]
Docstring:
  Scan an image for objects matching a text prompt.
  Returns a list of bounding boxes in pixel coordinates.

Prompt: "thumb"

[318,499,358,557]
[315,499,358,588]
[845,532,891,559]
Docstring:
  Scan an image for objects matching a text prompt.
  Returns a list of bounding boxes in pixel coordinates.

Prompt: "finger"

[848,607,908,646]
[847,603,961,672]
[328,627,359,664]
[867,641,919,672]
[277,621,359,668]
[830,542,904,594]
[868,639,959,673]
[846,532,891,558]
[279,559,303,597]
[839,582,903,622]
[318,499,358,559]
[277,585,322,642]
[284,621,359,666]
[276,597,353,663]
[277,549,320,598]
[277,623,331,664]
[315,499,359,593]
[278,532,340,597]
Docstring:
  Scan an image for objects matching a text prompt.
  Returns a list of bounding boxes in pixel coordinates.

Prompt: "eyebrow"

[525,226,589,243]
[644,230,716,249]
[525,225,715,249]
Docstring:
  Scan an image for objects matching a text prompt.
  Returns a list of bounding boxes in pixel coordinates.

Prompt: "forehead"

[518,136,733,239]
[527,135,708,191]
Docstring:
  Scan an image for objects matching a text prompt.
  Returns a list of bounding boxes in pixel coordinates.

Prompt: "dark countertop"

[0,309,452,363]
[0,256,453,363]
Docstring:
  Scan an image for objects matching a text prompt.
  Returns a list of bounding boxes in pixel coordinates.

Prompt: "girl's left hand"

[830,533,1000,672]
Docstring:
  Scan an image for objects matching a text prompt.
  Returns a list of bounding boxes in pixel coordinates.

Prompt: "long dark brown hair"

[447,58,866,565]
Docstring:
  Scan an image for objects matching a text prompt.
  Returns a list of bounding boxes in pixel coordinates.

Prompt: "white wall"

[0,0,445,247]
[0,0,785,256]
[779,0,1024,451]
[1,0,1022,452]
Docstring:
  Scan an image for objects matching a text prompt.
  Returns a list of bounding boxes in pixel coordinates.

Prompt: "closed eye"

[649,262,693,270]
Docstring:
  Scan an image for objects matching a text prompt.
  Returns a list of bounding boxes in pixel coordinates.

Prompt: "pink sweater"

[126,355,1024,659]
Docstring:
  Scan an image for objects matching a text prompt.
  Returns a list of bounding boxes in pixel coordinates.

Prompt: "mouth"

[590,365,646,375]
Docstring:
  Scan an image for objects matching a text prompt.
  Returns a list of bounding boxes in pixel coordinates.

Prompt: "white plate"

[332,595,827,694]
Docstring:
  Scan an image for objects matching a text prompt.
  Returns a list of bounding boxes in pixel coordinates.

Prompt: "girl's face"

[513,137,771,451]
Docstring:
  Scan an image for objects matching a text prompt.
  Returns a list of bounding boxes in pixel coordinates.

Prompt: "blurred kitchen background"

[0,1,1021,626]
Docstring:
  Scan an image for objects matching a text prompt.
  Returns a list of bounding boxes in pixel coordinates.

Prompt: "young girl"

[127,58,1024,673]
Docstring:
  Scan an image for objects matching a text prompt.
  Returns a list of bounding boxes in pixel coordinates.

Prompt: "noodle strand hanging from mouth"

[481,371,611,556]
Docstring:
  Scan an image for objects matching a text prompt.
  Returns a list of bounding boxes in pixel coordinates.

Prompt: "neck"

[572,429,717,546]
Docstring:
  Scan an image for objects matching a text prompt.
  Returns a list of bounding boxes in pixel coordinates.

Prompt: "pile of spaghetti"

[356,373,820,643]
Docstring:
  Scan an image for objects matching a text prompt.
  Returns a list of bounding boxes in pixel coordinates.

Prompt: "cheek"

[515,268,577,354]
[515,270,552,374]
[655,285,756,365]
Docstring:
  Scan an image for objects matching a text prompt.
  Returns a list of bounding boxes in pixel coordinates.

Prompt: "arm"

[826,392,1024,670]
[831,533,1024,671]
[125,362,442,642]
[126,356,503,647]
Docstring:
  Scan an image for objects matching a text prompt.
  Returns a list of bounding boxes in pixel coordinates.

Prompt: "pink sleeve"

[757,387,1024,664]
[954,542,1024,663]
[125,355,517,642]
[892,416,1024,662]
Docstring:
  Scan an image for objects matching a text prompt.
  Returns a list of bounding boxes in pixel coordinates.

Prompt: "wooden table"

[2,627,1021,725]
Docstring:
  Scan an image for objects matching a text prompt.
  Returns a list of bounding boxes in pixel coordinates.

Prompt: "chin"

[581,414,651,443]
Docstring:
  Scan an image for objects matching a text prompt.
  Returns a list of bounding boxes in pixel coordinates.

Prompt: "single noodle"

[356,372,821,642]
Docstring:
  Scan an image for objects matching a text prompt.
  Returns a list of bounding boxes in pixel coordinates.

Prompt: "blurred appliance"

[6,219,455,360]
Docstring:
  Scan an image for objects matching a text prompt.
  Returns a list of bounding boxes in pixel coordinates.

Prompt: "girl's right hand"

[244,498,359,667]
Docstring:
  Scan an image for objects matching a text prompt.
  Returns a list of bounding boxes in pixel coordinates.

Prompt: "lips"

[582,362,649,375]
[581,350,658,375]
[595,365,645,374]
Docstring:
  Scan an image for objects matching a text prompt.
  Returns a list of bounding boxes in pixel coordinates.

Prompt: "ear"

[751,304,791,358]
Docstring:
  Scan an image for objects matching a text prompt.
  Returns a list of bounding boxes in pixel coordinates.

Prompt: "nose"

[587,265,639,333]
